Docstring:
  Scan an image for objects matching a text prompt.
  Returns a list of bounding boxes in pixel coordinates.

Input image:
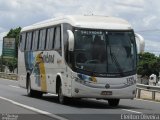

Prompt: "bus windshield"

[74,29,137,76]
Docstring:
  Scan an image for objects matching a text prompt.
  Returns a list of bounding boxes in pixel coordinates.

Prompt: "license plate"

[101,91,112,95]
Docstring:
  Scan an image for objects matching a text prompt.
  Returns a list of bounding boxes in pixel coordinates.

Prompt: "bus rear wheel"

[108,99,120,107]
[27,76,42,98]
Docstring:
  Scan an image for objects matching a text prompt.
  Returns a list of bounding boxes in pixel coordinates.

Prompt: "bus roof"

[21,15,132,32]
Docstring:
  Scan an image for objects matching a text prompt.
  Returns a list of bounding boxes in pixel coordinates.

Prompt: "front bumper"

[71,81,136,99]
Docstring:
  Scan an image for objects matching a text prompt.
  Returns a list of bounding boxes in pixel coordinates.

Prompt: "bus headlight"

[74,73,97,85]
[126,77,136,86]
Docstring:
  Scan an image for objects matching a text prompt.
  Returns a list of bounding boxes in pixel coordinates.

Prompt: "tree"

[0,57,6,72]
[137,52,160,77]
[6,58,17,73]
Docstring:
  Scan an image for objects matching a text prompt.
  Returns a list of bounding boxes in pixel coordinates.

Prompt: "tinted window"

[20,33,26,51]
[39,29,46,50]
[32,30,39,51]
[54,26,61,50]
[26,32,32,51]
[46,28,55,50]
[74,29,137,76]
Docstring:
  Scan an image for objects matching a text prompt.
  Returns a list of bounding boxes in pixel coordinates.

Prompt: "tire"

[58,83,67,104]
[27,76,42,98]
[108,99,120,107]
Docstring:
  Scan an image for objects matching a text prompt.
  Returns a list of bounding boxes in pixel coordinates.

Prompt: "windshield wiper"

[109,46,124,77]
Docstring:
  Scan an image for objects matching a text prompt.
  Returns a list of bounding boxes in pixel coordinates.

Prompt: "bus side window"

[54,26,61,50]
[32,30,39,51]
[44,29,48,50]
[46,28,55,50]
[20,33,26,51]
[19,35,22,48]
[26,32,32,51]
[39,29,46,50]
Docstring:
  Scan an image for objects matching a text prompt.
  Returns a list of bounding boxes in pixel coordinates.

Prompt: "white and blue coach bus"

[18,15,144,106]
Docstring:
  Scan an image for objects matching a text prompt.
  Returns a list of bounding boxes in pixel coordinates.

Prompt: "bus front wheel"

[58,83,67,104]
[108,99,120,107]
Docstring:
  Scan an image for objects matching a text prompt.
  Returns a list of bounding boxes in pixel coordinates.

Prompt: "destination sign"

[80,30,103,35]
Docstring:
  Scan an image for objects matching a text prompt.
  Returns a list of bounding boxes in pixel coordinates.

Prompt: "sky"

[0,0,160,55]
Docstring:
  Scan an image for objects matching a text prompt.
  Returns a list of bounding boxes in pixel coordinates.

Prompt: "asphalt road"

[0,78,160,120]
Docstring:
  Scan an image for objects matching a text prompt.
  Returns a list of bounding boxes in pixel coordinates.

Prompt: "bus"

[18,15,144,106]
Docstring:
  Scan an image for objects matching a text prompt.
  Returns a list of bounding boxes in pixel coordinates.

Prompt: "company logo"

[105,83,110,89]
[42,53,54,63]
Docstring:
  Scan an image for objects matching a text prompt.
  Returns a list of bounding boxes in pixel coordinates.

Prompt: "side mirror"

[135,33,145,53]
[67,30,74,51]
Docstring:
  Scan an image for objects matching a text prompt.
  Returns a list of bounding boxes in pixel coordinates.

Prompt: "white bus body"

[18,15,143,106]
